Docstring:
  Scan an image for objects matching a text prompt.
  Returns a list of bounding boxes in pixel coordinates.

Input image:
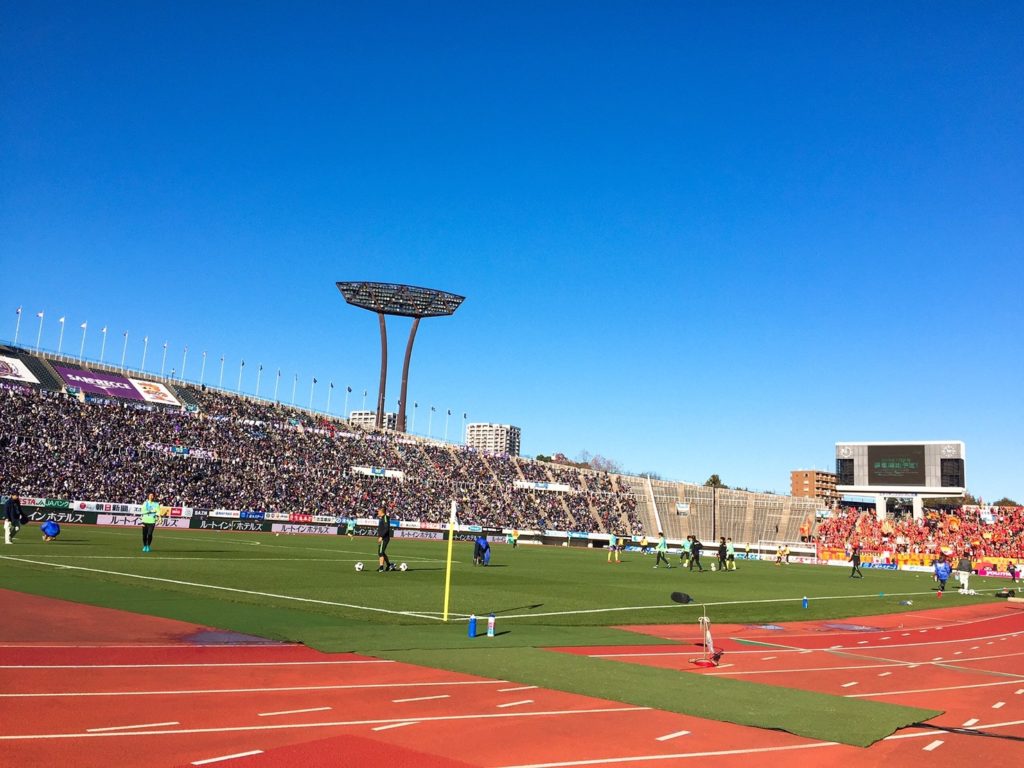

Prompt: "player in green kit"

[726,538,737,570]
[654,532,671,568]
[679,536,692,567]
[345,518,356,538]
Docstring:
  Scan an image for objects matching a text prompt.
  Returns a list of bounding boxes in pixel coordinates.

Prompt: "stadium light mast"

[337,281,465,432]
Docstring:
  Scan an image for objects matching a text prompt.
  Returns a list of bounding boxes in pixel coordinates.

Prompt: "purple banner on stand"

[52,365,143,400]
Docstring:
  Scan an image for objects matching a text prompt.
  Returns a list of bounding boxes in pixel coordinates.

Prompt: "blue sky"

[2,3,1022,501]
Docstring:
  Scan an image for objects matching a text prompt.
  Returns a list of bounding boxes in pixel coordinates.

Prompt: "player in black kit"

[376,507,395,572]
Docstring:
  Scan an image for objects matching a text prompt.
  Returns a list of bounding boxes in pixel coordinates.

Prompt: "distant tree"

[588,454,623,474]
[639,471,664,480]
[993,497,1020,507]
[704,474,727,489]
[925,491,979,508]
[535,454,552,463]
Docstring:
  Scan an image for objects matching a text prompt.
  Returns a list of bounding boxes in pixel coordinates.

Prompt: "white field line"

[258,707,331,717]
[87,721,179,732]
[0,679,508,699]
[6,660,394,670]
[192,750,263,765]
[0,555,441,621]
[922,740,944,752]
[0,706,651,741]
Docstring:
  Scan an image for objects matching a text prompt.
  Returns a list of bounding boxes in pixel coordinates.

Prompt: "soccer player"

[956,552,972,592]
[679,535,692,567]
[3,492,23,545]
[653,531,671,568]
[140,492,163,552]
[933,554,952,591]
[41,519,60,541]
[607,532,620,564]
[376,507,395,572]
[717,537,727,572]
[689,536,704,572]
[726,538,737,570]
[849,543,863,578]
[345,518,356,538]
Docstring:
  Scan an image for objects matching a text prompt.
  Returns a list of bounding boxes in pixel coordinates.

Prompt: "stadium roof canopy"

[336,281,465,318]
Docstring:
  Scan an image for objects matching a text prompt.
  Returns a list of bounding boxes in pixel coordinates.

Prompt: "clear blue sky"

[2,3,1022,501]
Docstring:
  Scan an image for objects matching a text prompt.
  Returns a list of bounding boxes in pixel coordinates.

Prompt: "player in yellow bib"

[140,492,165,553]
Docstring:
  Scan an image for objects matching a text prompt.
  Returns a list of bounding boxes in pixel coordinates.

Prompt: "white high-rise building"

[465,423,521,456]
[348,410,397,430]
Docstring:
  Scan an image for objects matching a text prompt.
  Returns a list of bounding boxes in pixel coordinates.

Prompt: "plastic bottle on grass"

[468,614,477,638]
[487,613,496,637]
[801,596,808,609]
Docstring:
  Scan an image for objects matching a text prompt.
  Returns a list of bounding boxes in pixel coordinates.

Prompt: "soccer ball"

[710,562,717,571]
[399,562,408,572]
[354,562,364,572]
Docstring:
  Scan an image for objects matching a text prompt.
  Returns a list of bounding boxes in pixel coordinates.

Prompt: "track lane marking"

[192,750,263,765]
[655,730,690,741]
[922,740,943,752]
[86,721,179,732]
[961,718,978,727]
[7,660,393,669]
[0,679,507,698]
[497,700,534,708]
[258,707,331,717]
[373,722,417,731]
[392,695,450,703]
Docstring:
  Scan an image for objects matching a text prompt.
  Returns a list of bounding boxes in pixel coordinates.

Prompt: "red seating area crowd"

[815,504,1024,559]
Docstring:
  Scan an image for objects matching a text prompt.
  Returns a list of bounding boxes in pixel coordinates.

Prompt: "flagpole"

[13,307,22,345]
[180,346,188,381]
[57,317,65,355]
[237,360,244,393]
[200,352,207,385]
[255,365,263,398]
[35,312,44,353]
[362,389,367,411]
[120,332,129,370]
[218,356,225,388]
[309,378,316,409]
[274,370,281,402]
[99,327,108,364]
[344,386,351,419]
[142,336,149,371]
[78,322,88,363]
[160,342,168,376]
[326,383,333,413]
[291,374,298,405]
[412,402,418,433]
[442,499,457,622]
[444,409,450,442]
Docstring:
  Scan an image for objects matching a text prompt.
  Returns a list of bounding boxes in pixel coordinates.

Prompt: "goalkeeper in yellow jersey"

[140,492,165,553]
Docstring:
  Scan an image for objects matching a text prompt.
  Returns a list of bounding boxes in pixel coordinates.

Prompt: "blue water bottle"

[468,614,477,638]
[802,596,809,609]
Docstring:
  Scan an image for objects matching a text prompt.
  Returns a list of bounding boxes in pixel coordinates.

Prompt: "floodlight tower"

[337,281,465,432]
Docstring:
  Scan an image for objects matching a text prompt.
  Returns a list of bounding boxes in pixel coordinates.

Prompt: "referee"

[376,507,395,572]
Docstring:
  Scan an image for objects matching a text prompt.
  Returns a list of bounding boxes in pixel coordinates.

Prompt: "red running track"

[1,590,1022,767]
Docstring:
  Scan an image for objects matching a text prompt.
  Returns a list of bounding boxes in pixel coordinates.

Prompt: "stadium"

[1,336,1022,767]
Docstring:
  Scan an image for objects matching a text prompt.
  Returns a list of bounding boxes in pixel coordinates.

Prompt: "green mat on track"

[379,646,941,748]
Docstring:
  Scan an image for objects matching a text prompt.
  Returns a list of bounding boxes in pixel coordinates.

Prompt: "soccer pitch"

[0,526,1001,652]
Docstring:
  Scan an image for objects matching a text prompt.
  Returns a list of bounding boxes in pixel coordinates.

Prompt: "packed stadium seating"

[815,504,1024,560]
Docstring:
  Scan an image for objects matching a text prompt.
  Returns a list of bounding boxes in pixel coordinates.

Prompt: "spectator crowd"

[815,504,1024,560]
[0,383,643,534]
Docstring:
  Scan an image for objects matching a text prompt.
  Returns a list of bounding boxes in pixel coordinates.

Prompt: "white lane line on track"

[878,672,892,677]
[705,649,1024,678]
[760,657,777,660]
[497,700,534,708]
[0,705,652,741]
[192,750,263,765]
[1017,689,1024,695]
[373,722,417,731]
[258,707,331,717]
[0,679,508,699]
[922,740,944,752]
[7,660,394,669]
[498,686,538,692]
[840,682,858,688]
[932,657,943,661]
[87,721,179,732]
[992,702,1005,709]
[655,730,690,741]
[392,695,450,703]
[962,718,978,727]
[847,679,1024,698]
[0,555,443,621]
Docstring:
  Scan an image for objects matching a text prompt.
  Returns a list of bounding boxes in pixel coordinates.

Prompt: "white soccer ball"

[710,562,717,571]
[399,562,408,572]
[354,561,364,572]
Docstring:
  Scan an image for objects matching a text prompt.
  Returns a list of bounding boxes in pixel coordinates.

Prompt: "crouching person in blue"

[41,519,61,542]
[473,535,491,566]
[933,554,952,591]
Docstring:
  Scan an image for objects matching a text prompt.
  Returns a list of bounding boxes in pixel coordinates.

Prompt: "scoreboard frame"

[835,441,966,496]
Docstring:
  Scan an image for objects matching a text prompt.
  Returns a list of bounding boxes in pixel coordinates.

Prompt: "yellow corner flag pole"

[442,499,457,622]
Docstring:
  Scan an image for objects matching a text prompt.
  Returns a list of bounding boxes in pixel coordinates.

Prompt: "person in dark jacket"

[689,536,704,572]
[3,493,23,545]
[849,543,863,578]
[376,507,395,572]
[717,537,727,572]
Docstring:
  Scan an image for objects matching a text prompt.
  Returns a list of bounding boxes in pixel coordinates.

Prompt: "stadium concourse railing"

[3,338,827,544]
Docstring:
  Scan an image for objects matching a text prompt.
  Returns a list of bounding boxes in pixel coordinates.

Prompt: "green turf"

[2,526,981,744]
[379,647,940,748]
